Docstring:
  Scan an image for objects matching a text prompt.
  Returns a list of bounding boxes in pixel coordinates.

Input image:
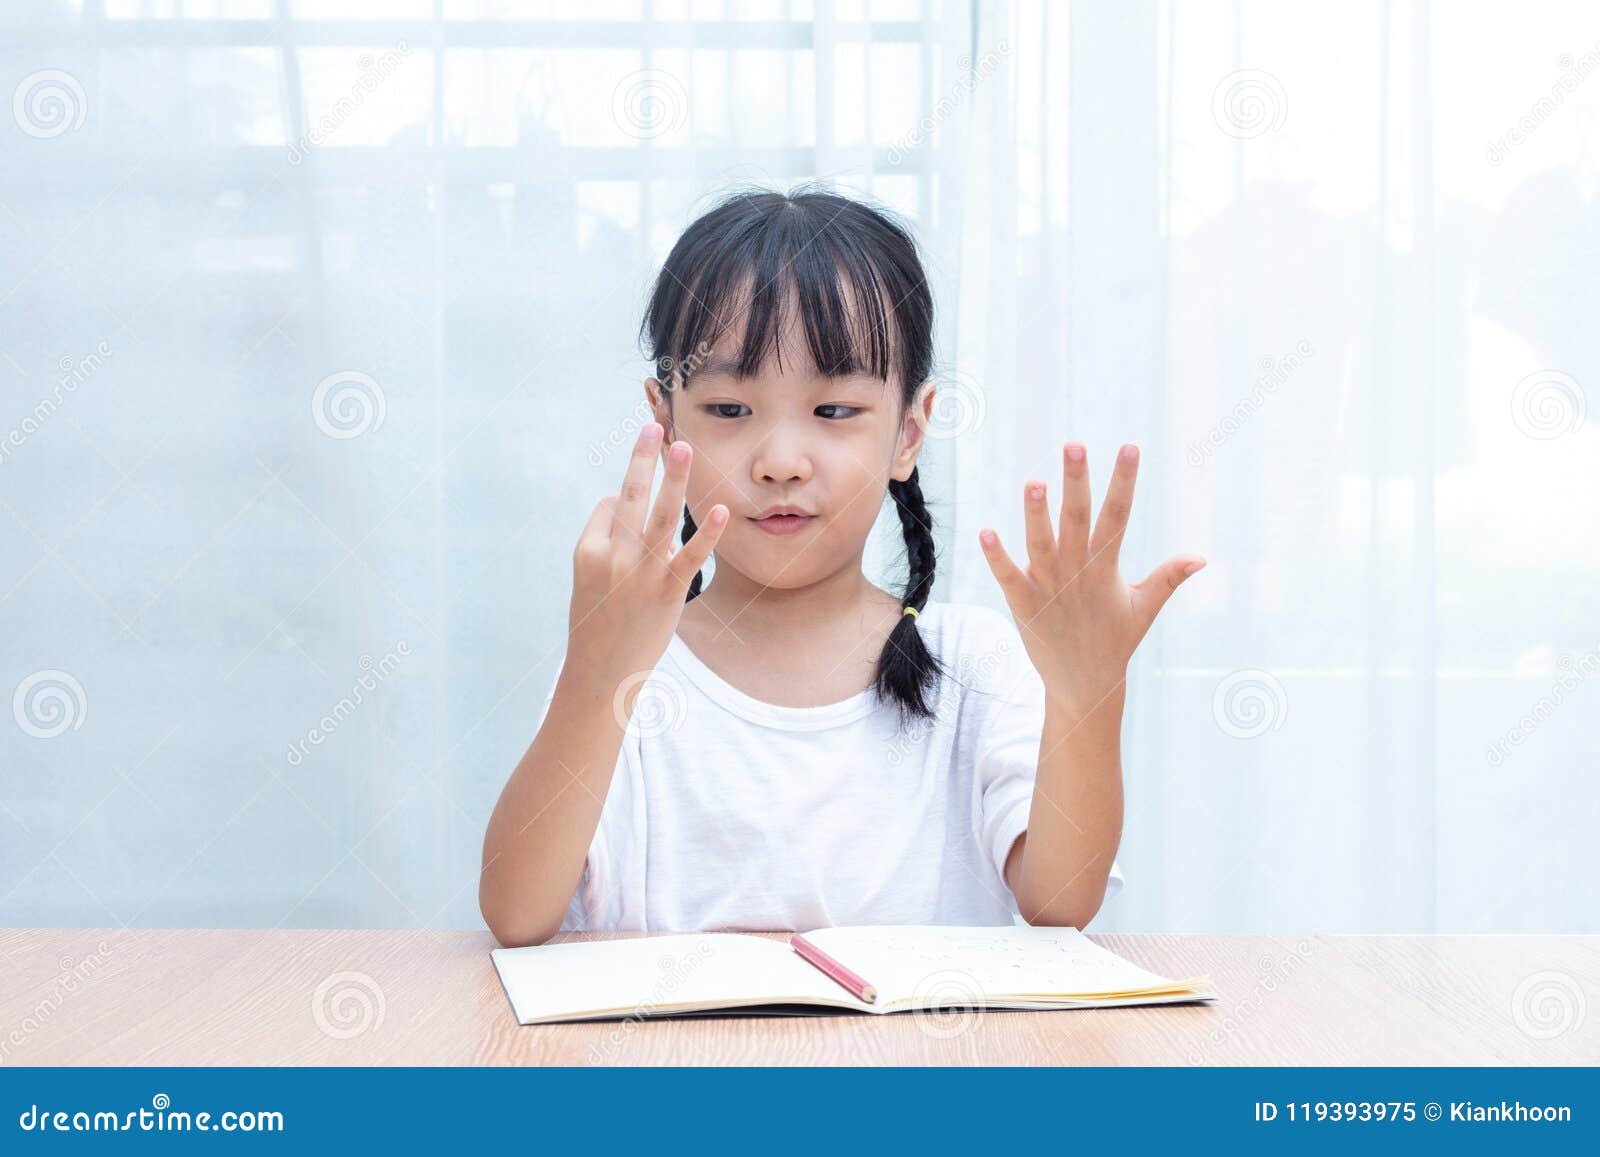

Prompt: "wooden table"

[1,928,1595,1065]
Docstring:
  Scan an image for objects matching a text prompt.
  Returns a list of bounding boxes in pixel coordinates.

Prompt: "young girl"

[480,186,1204,947]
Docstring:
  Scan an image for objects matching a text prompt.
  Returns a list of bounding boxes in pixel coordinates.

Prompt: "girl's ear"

[891,379,936,482]
[644,376,674,439]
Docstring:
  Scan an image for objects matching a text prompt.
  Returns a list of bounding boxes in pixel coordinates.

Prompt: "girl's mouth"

[750,513,816,536]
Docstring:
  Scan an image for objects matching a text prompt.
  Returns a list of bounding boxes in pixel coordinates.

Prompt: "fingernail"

[980,529,997,546]
[643,423,662,442]
[1184,559,1204,575]
[1066,444,1085,462]
[670,442,689,463]
[1028,483,1046,500]
[1121,444,1138,462]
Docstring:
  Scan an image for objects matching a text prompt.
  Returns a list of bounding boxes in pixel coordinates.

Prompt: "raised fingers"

[1059,441,1091,573]
[668,503,729,589]
[1131,553,1205,636]
[644,437,692,552]
[1088,443,1139,568]
[978,527,1030,605]
[1022,480,1057,580]
[574,494,618,566]
[614,422,664,549]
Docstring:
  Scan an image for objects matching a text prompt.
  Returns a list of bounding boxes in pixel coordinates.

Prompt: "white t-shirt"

[534,599,1124,933]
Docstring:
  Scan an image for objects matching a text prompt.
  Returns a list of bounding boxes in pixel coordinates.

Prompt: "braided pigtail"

[874,466,946,727]
[681,503,705,601]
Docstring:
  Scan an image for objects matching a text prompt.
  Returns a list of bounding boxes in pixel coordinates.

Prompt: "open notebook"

[490,924,1215,1024]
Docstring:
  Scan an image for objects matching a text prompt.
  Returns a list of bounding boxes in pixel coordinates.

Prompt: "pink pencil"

[791,933,877,1004]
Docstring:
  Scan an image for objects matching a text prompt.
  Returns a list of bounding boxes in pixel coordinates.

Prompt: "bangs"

[643,189,932,395]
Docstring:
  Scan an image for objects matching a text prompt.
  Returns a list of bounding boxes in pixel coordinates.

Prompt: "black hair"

[639,183,946,728]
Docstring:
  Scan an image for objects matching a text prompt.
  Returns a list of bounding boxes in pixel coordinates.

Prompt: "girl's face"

[646,319,934,592]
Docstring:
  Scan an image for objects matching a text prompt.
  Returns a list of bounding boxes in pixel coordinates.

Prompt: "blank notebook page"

[492,933,864,1021]
[799,924,1188,1000]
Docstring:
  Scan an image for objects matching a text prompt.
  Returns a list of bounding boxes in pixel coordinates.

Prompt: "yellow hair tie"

[902,606,919,620]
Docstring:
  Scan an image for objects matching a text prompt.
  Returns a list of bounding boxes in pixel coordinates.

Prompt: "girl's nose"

[752,439,813,484]
[758,462,811,484]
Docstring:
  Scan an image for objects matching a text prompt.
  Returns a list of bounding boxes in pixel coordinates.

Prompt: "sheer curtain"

[1,0,1593,933]
[941,0,1600,933]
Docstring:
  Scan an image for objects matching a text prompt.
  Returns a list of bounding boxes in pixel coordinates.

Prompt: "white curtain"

[1,0,1594,934]
[941,0,1600,934]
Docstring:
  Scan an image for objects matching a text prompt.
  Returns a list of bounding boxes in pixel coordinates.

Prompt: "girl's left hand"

[978,442,1205,715]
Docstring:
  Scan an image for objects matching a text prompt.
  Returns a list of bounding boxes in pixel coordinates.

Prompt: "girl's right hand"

[566,421,728,685]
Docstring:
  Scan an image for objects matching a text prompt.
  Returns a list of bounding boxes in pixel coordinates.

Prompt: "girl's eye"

[702,403,860,419]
